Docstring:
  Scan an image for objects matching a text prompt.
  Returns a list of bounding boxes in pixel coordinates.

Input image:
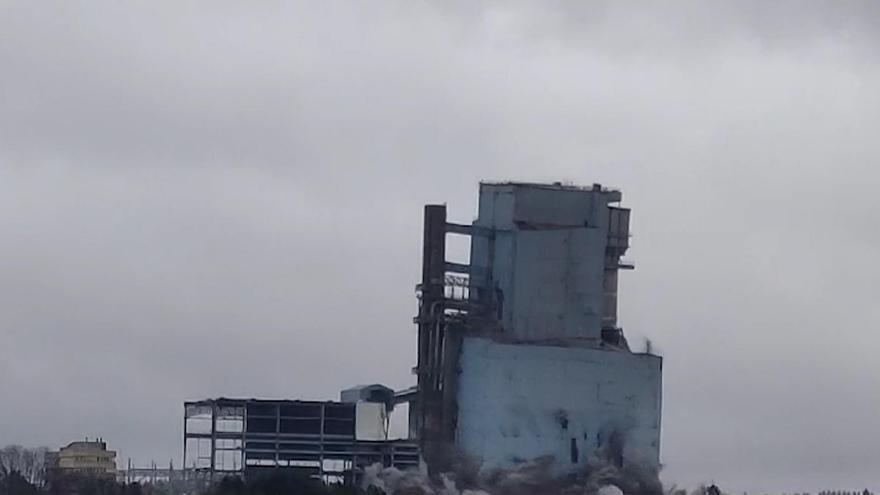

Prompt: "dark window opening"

[246,404,277,417]
[245,442,275,450]
[245,452,275,461]
[323,419,354,436]
[246,418,277,434]
[278,443,321,452]
[324,405,355,419]
[280,404,321,418]
[279,418,321,434]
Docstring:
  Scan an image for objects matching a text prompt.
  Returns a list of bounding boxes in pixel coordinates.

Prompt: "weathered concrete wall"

[509,228,607,340]
[441,182,659,475]
[455,337,662,473]
[470,183,627,342]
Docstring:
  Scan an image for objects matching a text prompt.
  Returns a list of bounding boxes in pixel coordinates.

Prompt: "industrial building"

[413,182,662,475]
[184,181,662,482]
[183,387,419,482]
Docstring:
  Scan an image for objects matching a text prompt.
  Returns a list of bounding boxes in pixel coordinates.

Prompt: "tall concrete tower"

[413,182,661,475]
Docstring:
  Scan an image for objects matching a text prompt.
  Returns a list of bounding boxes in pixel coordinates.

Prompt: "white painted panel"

[355,402,388,441]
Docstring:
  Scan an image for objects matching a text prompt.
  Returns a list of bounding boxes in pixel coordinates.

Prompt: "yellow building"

[50,439,117,478]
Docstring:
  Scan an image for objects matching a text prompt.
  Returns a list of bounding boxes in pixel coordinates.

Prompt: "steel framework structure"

[414,205,498,473]
[183,398,419,484]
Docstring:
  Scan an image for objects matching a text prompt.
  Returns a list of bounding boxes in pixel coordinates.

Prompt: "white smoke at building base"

[362,443,665,495]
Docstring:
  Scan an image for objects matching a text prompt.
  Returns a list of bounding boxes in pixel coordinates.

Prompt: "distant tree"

[48,473,124,495]
[248,470,328,495]
[0,445,24,476]
[0,469,41,495]
[206,472,357,495]
[121,482,143,495]
[212,476,244,495]
[20,447,47,487]
[213,476,245,495]
[0,445,48,488]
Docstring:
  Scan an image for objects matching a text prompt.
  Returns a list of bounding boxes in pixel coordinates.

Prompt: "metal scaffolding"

[183,398,419,484]
[413,205,497,473]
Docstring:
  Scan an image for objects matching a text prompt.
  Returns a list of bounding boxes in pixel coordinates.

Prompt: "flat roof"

[480,180,620,193]
[185,397,350,406]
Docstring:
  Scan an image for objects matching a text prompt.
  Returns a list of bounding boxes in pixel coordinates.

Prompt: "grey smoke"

[362,444,663,495]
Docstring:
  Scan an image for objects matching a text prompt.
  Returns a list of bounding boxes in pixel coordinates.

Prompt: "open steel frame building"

[183,398,418,483]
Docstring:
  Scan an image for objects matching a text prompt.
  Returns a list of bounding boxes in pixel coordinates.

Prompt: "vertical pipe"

[418,205,446,473]
[319,403,325,482]
[275,403,281,469]
[210,402,217,481]
[240,405,247,474]
[182,405,188,483]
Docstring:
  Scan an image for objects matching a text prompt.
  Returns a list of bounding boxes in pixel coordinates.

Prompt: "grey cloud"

[2,2,880,493]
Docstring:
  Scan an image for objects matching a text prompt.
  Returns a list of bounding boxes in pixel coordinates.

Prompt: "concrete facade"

[469,182,632,343]
[50,440,117,478]
[456,337,662,473]
[454,183,661,473]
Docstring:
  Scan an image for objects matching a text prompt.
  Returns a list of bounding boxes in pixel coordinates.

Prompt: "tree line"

[0,445,152,495]
[0,445,49,489]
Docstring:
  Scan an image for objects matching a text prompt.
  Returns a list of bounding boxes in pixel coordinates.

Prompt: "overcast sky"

[2,1,880,493]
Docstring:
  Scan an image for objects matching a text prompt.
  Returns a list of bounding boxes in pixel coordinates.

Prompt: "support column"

[182,406,188,482]
[210,402,217,481]
[417,205,448,474]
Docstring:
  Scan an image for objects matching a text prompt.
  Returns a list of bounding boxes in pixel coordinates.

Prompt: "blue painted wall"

[454,182,660,473]
[470,183,625,341]
[456,337,662,472]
